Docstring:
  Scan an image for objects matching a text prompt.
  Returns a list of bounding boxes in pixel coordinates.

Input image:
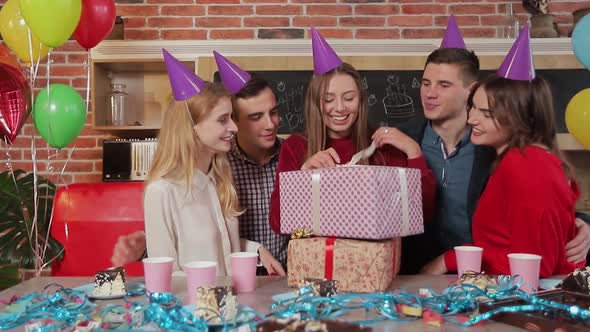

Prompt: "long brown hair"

[303,62,369,159]
[147,82,242,217]
[468,74,572,179]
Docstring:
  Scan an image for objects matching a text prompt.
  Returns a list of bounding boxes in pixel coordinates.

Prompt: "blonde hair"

[147,82,242,217]
[304,63,369,160]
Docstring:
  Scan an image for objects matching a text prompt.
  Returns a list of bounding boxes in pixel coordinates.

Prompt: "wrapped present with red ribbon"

[287,237,401,292]
[279,166,424,240]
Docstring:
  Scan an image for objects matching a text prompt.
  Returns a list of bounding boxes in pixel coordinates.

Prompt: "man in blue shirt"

[400,46,590,274]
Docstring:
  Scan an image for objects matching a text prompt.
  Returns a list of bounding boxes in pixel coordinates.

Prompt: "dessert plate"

[271,291,297,303]
[74,281,144,300]
[182,304,257,327]
[538,278,561,290]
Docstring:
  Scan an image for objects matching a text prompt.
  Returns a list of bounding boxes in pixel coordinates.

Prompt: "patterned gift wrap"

[280,166,423,240]
[287,237,401,293]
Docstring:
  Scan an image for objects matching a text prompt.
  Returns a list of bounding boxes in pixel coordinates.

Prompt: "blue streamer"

[3,276,590,330]
[0,284,95,331]
[100,291,263,331]
[267,275,590,328]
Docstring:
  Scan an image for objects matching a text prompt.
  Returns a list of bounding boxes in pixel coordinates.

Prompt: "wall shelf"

[90,39,588,152]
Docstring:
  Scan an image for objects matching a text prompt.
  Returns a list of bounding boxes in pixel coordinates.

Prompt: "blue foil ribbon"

[268,276,590,327]
[100,291,263,331]
[0,284,95,331]
[4,277,590,330]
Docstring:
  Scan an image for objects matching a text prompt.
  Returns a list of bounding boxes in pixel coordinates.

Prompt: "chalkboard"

[214,69,590,134]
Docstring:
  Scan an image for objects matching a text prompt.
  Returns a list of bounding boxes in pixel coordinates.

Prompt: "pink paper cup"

[230,252,258,293]
[508,253,542,293]
[454,246,483,276]
[143,257,174,293]
[183,261,217,304]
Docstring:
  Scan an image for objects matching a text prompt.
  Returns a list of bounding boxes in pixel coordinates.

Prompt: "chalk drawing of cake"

[382,75,415,118]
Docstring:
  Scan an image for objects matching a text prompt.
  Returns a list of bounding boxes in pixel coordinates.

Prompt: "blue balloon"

[573,14,590,70]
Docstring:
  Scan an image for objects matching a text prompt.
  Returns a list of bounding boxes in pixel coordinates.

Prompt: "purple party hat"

[311,27,343,75]
[163,49,206,101]
[213,51,252,94]
[440,15,466,49]
[497,23,535,81]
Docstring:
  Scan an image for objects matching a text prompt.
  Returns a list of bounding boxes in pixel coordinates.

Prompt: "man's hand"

[258,247,286,276]
[111,231,147,267]
[420,254,448,275]
[566,218,590,264]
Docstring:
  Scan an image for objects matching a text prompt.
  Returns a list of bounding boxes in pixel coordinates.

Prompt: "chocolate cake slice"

[256,318,372,331]
[300,278,339,297]
[457,271,497,290]
[195,286,238,323]
[558,267,590,293]
[92,266,127,297]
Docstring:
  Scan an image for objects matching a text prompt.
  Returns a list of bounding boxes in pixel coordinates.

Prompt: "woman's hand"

[301,148,340,170]
[420,254,448,275]
[372,127,422,159]
[258,247,286,276]
[111,231,146,266]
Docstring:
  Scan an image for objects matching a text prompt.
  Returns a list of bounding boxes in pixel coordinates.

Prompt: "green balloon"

[33,84,86,149]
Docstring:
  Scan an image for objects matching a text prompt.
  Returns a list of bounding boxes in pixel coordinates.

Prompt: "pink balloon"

[0,63,30,144]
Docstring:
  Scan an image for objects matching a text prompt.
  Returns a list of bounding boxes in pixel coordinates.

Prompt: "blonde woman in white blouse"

[144,82,284,275]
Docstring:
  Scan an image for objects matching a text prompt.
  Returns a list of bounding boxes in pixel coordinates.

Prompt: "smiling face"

[194,96,237,154]
[467,85,510,153]
[321,72,360,139]
[234,87,279,152]
[420,63,472,124]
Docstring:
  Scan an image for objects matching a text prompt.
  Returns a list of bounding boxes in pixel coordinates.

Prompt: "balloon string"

[27,27,34,74]
[25,27,41,273]
[46,50,51,94]
[2,139,21,206]
[41,145,56,266]
[40,145,75,270]
[2,137,13,172]
[85,50,90,114]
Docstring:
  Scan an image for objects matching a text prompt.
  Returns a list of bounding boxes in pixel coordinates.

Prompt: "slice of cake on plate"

[256,318,372,331]
[558,267,590,293]
[92,266,127,297]
[300,278,339,297]
[195,286,238,323]
[457,271,498,290]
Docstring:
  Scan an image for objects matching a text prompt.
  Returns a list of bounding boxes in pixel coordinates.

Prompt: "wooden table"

[0,275,528,331]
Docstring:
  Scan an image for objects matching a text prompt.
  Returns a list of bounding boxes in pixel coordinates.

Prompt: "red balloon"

[0,44,20,69]
[73,0,116,50]
[0,63,30,144]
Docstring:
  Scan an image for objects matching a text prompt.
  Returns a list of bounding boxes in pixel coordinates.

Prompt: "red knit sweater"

[269,133,437,234]
[444,146,584,277]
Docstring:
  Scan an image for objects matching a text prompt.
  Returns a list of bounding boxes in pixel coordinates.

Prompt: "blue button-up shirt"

[422,123,475,251]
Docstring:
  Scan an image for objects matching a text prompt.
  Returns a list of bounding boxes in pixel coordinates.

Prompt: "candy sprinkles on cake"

[256,318,372,331]
[194,286,238,323]
[558,266,590,294]
[300,278,339,297]
[92,266,127,297]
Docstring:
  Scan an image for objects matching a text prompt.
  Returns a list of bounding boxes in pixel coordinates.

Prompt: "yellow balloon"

[0,0,49,66]
[19,0,81,48]
[565,88,590,150]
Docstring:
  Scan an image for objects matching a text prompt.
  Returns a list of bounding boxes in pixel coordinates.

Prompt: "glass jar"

[108,83,128,126]
[497,4,520,39]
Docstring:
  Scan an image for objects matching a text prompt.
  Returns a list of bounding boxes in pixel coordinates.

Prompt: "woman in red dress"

[422,73,584,277]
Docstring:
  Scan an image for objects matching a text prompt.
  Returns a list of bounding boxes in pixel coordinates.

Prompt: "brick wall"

[0,0,587,185]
